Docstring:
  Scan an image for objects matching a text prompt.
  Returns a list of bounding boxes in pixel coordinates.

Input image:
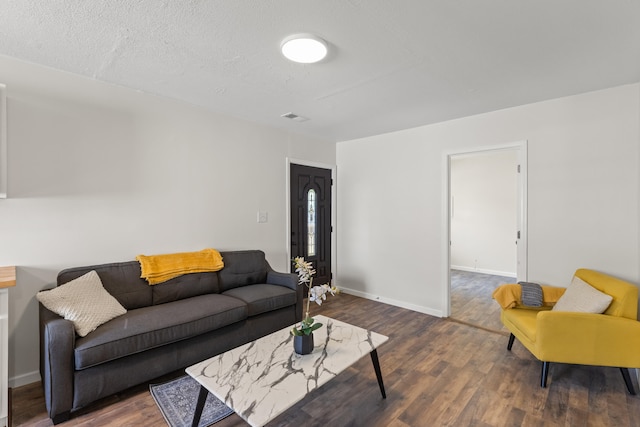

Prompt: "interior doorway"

[444,142,527,328]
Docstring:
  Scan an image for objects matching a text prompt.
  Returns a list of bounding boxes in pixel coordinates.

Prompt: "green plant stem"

[305,277,313,321]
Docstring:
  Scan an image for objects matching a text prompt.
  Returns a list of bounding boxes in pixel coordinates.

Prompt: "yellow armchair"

[497,268,640,394]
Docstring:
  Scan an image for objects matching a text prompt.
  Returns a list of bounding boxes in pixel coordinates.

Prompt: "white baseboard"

[340,288,443,318]
[9,370,40,388]
[451,265,516,278]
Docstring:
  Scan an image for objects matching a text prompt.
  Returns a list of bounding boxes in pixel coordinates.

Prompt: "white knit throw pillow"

[552,276,613,314]
[37,270,127,337]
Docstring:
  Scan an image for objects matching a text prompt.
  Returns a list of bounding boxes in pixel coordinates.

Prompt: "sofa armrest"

[266,271,297,290]
[39,304,75,421]
[536,310,640,367]
[267,271,303,322]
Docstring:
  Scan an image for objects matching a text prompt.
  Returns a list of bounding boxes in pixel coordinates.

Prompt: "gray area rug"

[150,375,234,427]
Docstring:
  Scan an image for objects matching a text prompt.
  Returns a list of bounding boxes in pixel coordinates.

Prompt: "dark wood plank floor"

[12,293,640,426]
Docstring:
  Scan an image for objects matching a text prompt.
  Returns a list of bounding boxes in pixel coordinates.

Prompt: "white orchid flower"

[291,257,340,336]
[309,285,328,305]
[293,257,316,285]
[320,283,338,296]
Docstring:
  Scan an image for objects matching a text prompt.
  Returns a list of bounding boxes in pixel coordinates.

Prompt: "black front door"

[290,164,332,286]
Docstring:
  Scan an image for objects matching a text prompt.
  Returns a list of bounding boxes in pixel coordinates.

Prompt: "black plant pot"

[293,333,314,355]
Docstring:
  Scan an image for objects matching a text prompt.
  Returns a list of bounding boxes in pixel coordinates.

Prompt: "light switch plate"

[257,211,268,223]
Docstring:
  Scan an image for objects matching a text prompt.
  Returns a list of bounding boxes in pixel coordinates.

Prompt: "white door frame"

[442,140,528,317]
[286,158,337,280]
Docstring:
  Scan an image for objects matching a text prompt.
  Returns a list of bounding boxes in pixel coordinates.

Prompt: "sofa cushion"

[218,250,269,292]
[73,294,247,369]
[37,270,127,337]
[58,261,152,309]
[222,284,297,317]
[152,271,220,305]
[552,276,613,314]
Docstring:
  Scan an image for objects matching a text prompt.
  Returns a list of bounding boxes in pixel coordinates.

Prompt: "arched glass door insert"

[307,189,317,257]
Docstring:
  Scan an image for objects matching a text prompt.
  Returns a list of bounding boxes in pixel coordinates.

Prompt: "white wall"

[337,84,640,317]
[450,150,518,276]
[0,55,335,386]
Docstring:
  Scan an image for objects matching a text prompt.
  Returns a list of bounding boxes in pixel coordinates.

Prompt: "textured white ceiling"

[1,1,639,142]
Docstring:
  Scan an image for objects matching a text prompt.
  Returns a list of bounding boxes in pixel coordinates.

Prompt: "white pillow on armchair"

[552,275,613,314]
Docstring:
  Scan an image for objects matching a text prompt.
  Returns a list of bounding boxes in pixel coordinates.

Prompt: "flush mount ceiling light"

[281,33,328,64]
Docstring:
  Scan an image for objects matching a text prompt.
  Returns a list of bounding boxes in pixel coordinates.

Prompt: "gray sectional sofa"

[38,250,302,424]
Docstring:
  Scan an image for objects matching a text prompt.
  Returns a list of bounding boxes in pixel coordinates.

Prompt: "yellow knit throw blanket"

[136,248,224,285]
[492,283,566,310]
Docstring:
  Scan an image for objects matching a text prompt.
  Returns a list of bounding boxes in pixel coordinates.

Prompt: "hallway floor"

[450,269,516,334]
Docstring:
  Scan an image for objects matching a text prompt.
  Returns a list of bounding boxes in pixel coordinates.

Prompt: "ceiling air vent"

[281,112,309,122]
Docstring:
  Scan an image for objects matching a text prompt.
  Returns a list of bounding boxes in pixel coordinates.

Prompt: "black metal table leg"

[191,384,209,427]
[370,349,386,399]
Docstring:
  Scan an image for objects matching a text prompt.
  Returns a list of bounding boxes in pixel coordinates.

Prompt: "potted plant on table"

[291,256,338,354]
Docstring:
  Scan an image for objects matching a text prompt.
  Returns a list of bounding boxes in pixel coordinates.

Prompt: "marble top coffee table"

[186,315,389,427]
